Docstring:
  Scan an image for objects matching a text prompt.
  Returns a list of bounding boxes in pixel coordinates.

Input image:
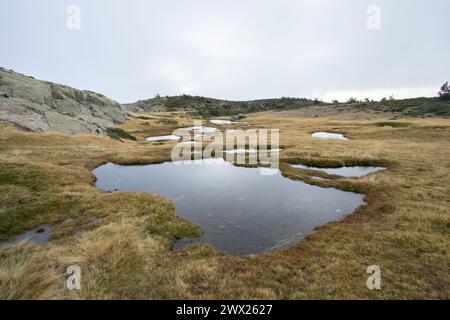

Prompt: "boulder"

[0,68,127,135]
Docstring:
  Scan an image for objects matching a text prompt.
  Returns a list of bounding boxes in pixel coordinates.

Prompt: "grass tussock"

[0,243,62,299]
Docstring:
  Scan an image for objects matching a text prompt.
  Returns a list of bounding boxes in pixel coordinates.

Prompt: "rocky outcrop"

[0,67,127,135]
[122,100,167,113]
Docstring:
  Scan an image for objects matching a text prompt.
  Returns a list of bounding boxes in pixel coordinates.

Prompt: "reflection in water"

[146,135,181,142]
[312,132,347,140]
[224,148,282,154]
[292,164,385,178]
[180,126,218,133]
[93,159,364,256]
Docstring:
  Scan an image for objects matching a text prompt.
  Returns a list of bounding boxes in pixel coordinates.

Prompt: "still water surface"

[93,159,364,255]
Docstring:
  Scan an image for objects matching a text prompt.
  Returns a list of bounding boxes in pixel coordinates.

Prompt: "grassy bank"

[0,111,449,299]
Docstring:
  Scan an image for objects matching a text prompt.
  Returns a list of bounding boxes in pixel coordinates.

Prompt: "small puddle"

[147,126,247,143]
[180,126,218,134]
[93,159,364,256]
[0,215,104,247]
[292,164,386,178]
[210,119,235,125]
[146,135,181,142]
[0,225,53,246]
[16,225,53,244]
[312,132,347,140]
[224,148,282,154]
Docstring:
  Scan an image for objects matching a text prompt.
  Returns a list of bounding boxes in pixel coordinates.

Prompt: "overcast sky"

[1,0,449,103]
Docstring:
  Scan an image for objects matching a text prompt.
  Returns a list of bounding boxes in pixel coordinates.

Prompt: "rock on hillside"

[0,67,127,134]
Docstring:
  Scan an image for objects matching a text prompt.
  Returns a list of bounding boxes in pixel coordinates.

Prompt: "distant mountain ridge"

[0,67,127,135]
[124,94,450,118]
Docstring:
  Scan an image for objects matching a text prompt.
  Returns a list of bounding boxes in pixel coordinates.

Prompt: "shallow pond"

[93,159,364,256]
[180,126,218,134]
[312,132,347,140]
[292,164,386,177]
[17,225,53,244]
[146,135,181,142]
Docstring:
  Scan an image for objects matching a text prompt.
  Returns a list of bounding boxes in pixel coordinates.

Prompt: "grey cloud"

[0,0,448,102]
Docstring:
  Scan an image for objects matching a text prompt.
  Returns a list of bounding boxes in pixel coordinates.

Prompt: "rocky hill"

[124,94,450,118]
[123,95,319,117]
[0,67,127,135]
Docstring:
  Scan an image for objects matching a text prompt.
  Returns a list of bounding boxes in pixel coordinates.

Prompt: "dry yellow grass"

[0,110,449,299]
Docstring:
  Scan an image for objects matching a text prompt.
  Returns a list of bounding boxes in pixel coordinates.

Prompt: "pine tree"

[438,82,450,100]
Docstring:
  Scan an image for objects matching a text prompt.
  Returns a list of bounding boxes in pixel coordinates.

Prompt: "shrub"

[347,97,359,103]
[105,128,137,141]
[438,82,450,100]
